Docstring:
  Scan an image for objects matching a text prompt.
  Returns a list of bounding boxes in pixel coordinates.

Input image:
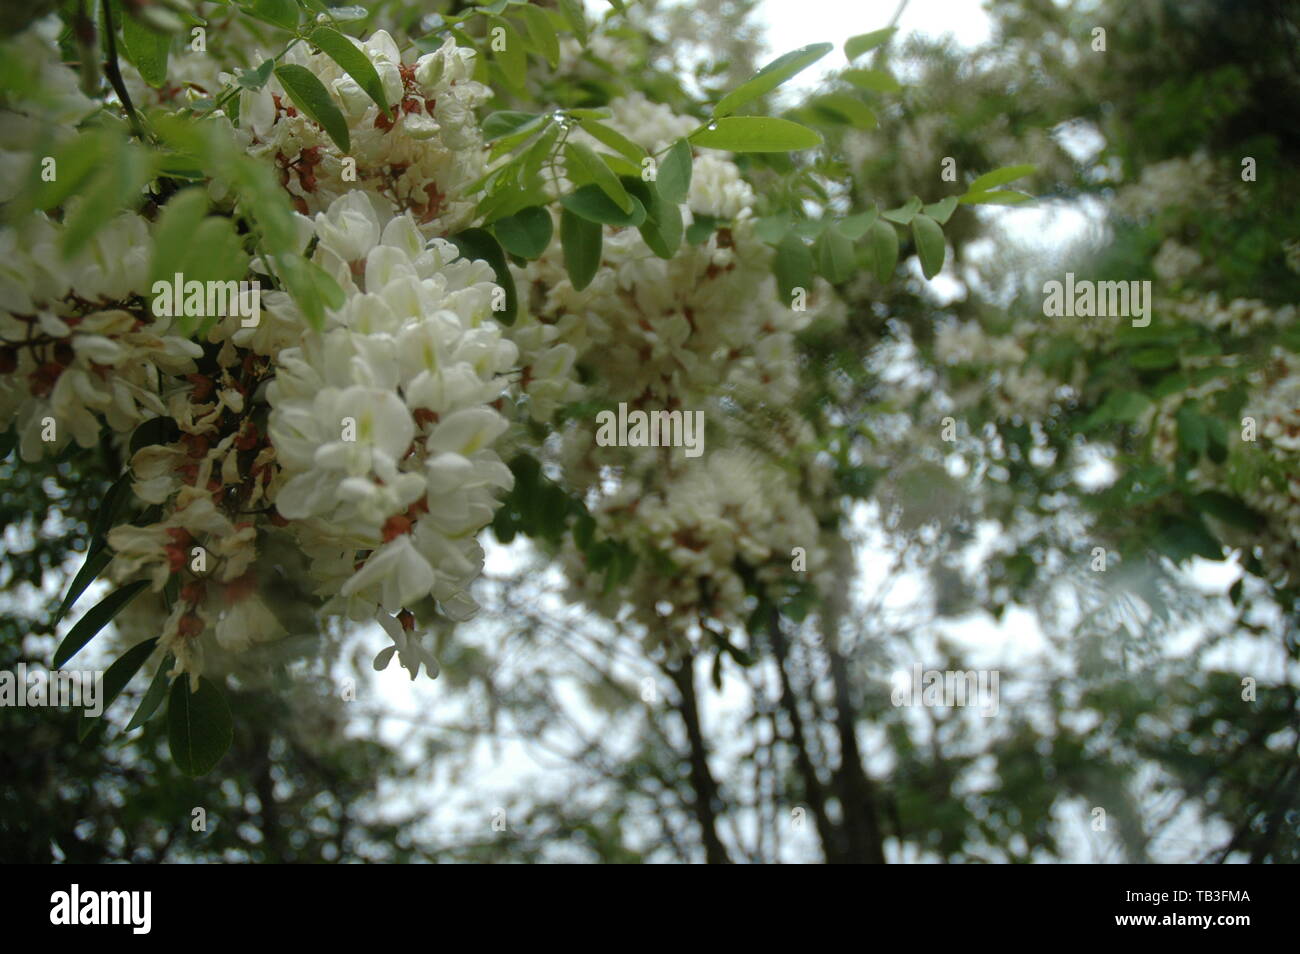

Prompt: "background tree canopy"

[0,0,1297,864]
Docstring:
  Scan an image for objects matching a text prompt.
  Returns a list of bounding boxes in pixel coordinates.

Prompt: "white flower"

[214,592,286,652]
[373,612,439,679]
[342,536,435,613]
[313,190,383,263]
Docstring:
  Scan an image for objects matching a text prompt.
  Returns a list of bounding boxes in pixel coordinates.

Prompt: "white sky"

[758,0,993,85]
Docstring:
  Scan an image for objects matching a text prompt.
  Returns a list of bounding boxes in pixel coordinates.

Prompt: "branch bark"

[666,655,731,864]
[820,534,887,863]
[768,605,842,861]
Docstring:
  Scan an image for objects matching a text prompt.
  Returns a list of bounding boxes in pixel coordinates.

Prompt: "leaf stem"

[100,0,147,140]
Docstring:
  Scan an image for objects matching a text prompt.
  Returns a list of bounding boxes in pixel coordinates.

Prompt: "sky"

[758,0,993,85]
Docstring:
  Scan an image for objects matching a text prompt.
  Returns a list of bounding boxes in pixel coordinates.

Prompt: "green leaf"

[868,218,898,282]
[492,506,517,544]
[482,110,542,140]
[1110,390,1152,423]
[236,59,275,91]
[1191,492,1264,531]
[275,254,344,330]
[690,117,823,153]
[755,212,793,243]
[61,143,153,258]
[593,151,641,180]
[685,214,719,245]
[449,227,518,324]
[520,121,561,177]
[52,580,150,668]
[712,42,832,118]
[1176,402,1207,456]
[22,132,103,215]
[486,121,543,161]
[1205,415,1229,464]
[1130,347,1179,369]
[791,218,828,239]
[566,108,614,120]
[560,182,645,227]
[274,64,350,153]
[811,93,877,129]
[881,196,921,224]
[479,178,550,223]
[565,140,633,213]
[774,232,813,301]
[923,196,958,224]
[560,207,602,292]
[517,3,560,68]
[636,182,683,259]
[250,0,299,31]
[656,138,693,205]
[490,17,527,91]
[844,27,896,61]
[168,676,234,777]
[78,638,158,741]
[89,471,135,550]
[558,0,588,44]
[1151,371,1190,399]
[309,26,389,112]
[837,208,878,239]
[179,216,249,287]
[537,482,569,540]
[1155,516,1223,563]
[150,188,239,286]
[911,213,945,279]
[572,510,596,550]
[120,13,170,88]
[843,67,900,93]
[53,547,114,626]
[492,205,553,259]
[815,222,854,283]
[966,164,1036,194]
[959,190,1033,206]
[125,654,174,732]
[579,118,645,164]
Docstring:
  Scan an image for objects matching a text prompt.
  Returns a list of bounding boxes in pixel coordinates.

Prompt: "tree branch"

[768,605,842,861]
[666,655,731,864]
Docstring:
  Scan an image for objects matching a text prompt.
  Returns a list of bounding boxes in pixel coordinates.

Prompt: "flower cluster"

[0,212,202,462]
[560,448,823,651]
[499,96,838,643]
[0,21,520,684]
[234,31,489,235]
[266,192,517,630]
[509,95,834,422]
[931,318,1071,420]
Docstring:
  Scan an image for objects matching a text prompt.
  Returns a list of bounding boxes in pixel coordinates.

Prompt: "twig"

[100,0,147,140]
